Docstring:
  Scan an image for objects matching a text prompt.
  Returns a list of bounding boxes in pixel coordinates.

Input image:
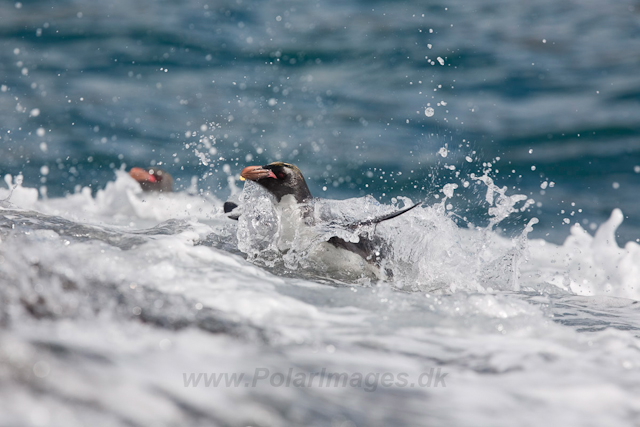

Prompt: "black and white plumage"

[240,162,312,203]
[227,162,421,272]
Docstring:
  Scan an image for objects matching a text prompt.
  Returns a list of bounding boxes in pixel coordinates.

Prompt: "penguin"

[239,163,312,203]
[228,162,421,272]
[129,167,173,193]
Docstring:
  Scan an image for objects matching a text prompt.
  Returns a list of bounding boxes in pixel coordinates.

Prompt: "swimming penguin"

[228,162,421,272]
[129,167,173,193]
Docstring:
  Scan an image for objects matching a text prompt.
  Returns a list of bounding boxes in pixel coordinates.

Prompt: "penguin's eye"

[277,172,286,180]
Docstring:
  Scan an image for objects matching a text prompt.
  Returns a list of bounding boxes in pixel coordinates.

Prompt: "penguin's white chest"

[274,195,382,281]
[273,195,309,252]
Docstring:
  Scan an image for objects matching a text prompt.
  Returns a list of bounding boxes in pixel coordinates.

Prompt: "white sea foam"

[2,171,639,298]
[1,173,640,426]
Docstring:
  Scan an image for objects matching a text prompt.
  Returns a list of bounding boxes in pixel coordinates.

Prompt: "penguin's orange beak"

[130,167,157,183]
[240,165,277,181]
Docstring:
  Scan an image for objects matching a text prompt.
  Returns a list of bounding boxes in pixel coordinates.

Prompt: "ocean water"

[1,0,640,426]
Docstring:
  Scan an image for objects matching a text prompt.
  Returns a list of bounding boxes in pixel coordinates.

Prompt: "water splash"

[234,176,536,292]
[523,209,640,299]
[1,174,38,208]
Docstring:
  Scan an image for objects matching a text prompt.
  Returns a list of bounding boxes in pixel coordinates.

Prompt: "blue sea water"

[2,1,640,426]
[2,0,640,242]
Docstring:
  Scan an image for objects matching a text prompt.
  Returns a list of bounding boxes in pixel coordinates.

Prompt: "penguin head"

[240,162,312,203]
[129,167,173,192]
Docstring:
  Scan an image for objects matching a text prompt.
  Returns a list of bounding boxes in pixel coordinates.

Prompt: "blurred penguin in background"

[129,167,173,193]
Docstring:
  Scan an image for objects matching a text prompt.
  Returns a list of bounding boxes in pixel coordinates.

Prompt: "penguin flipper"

[326,203,422,264]
[351,202,422,228]
[223,201,240,220]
